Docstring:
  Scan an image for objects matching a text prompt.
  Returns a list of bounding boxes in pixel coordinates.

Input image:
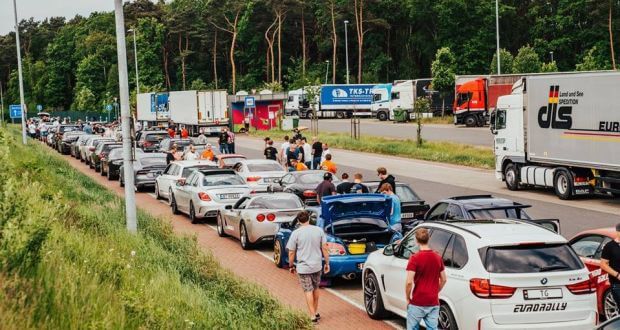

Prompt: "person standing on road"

[336,173,353,194]
[320,154,337,174]
[315,172,336,204]
[287,210,330,324]
[349,173,369,194]
[321,143,331,164]
[279,135,290,165]
[302,138,312,168]
[218,128,229,154]
[379,183,401,226]
[181,127,189,139]
[286,143,301,170]
[601,223,620,308]
[311,137,323,170]
[405,228,447,330]
[227,128,236,154]
[196,130,208,145]
[376,167,396,193]
[166,145,178,164]
[264,140,278,161]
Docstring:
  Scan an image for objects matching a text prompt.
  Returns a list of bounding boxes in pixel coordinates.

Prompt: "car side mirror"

[383,243,396,256]
[224,205,233,210]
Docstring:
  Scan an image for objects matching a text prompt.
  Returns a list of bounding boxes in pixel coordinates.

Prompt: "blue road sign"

[36,104,43,111]
[106,104,113,111]
[9,104,22,119]
[244,96,255,108]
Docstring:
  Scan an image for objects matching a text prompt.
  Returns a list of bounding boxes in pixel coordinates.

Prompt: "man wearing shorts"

[287,211,330,323]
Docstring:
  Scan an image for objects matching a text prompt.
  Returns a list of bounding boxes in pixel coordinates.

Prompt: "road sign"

[244,96,255,108]
[36,104,43,111]
[106,104,113,111]
[9,104,22,119]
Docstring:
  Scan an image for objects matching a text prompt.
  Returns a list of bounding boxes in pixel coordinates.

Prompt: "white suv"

[362,219,597,329]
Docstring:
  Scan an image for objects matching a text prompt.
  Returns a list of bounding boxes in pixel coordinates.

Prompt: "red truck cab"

[453,75,521,127]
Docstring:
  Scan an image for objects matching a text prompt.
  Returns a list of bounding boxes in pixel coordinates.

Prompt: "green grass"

[419,115,454,125]
[0,127,310,329]
[253,129,494,169]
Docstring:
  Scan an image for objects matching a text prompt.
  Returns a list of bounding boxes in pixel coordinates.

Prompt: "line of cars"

[48,127,618,329]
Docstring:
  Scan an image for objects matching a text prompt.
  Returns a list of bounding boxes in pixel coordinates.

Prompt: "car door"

[382,231,419,310]
[445,204,464,220]
[223,197,250,238]
[276,174,294,192]
[570,234,606,274]
[433,230,470,315]
[159,164,177,198]
[175,172,195,213]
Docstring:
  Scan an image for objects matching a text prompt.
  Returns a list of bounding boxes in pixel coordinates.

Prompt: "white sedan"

[170,169,250,224]
[233,159,287,192]
[155,160,218,201]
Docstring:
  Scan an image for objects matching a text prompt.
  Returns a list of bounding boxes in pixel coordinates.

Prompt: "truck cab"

[454,78,488,127]
[371,84,392,121]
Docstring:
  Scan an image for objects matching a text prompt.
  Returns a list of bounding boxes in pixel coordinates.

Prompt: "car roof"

[196,169,236,176]
[439,195,527,209]
[137,152,166,158]
[572,227,616,239]
[172,160,218,167]
[422,219,567,246]
[288,170,327,177]
[249,192,298,199]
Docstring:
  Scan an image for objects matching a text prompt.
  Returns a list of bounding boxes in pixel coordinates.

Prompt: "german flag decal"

[548,85,559,104]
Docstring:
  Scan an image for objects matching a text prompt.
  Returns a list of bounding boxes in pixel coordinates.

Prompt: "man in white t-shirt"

[279,135,290,165]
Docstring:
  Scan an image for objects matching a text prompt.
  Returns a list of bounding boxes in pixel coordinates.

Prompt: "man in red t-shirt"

[405,228,447,330]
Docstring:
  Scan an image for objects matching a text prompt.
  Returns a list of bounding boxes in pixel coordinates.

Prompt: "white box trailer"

[168,90,229,135]
[492,71,620,199]
[136,92,170,123]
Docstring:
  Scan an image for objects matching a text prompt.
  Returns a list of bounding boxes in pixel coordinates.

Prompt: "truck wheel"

[504,163,520,191]
[377,112,388,121]
[464,115,477,127]
[306,111,314,119]
[336,112,346,119]
[291,111,299,117]
[554,170,574,200]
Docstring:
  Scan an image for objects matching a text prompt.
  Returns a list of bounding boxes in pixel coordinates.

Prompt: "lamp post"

[12,0,27,145]
[114,0,138,234]
[324,60,330,85]
[344,20,350,84]
[550,51,554,63]
[128,28,140,94]
[495,0,501,75]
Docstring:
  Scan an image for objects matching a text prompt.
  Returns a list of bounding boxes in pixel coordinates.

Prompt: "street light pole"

[495,0,501,75]
[12,0,27,145]
[114,0,138,234]
[324,60,330,85]
[344,20,350,84]
[128,28,140,94]
[550,51,554,63]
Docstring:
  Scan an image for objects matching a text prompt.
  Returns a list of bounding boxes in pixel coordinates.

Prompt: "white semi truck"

[492,72,620,200]
[168,90,229,135]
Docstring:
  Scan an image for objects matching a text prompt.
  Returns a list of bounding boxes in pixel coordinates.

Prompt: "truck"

[137,92,170,125]
[370,79,449,121]
[168,90,229,135]
[492,71,620,200]
[453,74,523,127]
[285,84,376,119]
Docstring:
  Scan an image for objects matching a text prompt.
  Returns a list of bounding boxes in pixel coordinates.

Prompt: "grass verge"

[252,129,494,169]
[420,115,454,125]
[0,127,310,329]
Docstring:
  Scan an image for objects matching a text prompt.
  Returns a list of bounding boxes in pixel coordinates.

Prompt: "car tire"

[107,168,113,181]
[100,166,106,176]
[273,239,285,268]
[504,163,520,191]
[364,272,390,319]
[216,212,228,237]
[439,303,458,330]
[119,174,125,187]
[240,222,253,250]
[168,189,174,205]
[464,115,477,127]
[604,289,619,320]
[155,183,162,200]
[554,169,574,200]
[171,194,179,215]
[189,202,198,224]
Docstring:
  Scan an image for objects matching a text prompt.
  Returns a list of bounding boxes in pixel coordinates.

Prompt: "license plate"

[523,288,563,300]
[218,193,241,200]
[263,178,274,183]
[401,212,415,218]
[357,263,364,270]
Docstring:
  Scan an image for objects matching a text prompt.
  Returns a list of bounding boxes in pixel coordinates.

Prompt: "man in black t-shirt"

[264,140,278,161]
[336,173,354,194]
[601,223,620,307]
[311,137,323,169]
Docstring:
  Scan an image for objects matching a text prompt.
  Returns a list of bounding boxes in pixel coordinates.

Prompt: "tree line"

[0,0,617,113]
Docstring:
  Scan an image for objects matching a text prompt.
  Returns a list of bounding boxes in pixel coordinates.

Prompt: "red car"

[570,228,618,320]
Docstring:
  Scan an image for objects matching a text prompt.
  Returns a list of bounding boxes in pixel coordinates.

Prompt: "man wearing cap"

[601,223,620,307]
[314,172,336,204]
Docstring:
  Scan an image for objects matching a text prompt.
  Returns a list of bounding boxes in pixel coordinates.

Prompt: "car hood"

[320,194,391,226]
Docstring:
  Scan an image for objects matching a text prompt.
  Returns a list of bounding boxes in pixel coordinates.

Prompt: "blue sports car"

[273,194,401,283]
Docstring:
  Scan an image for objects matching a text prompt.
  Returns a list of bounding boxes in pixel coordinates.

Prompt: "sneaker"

[315,313,321,320]
[311,317,319,324]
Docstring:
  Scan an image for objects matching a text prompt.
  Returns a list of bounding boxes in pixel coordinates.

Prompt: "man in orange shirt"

[320,154,337,174]
[291,159,308,171]
[201,144,215,161]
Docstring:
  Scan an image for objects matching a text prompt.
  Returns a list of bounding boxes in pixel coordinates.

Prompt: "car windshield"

[182,165,217,178]
[222,157,246,166]
[60,126,79,133]
[139,157,166,166]
[250,196,302,209]
[395,186,422,202]
[469,208,531,220]
[298,172,325,184]
[103,144,122,152]
[202,174,245,186]
[145,133,167,142]
[483,243,583,273]
[109,149,123,159]
[247,163,283,172]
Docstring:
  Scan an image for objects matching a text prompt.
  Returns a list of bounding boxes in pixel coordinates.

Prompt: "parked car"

[58,131,85,155]
[597,316,620,330]
[136,130,168,152]
[155,160,219,201]
[216,154,246,169]
[86,138,116,167]
[51,124,80,149]
[274,194,400,284]
[158,138,194,153]
[92,142,122,173]
[170,169,251,224]
[119,152,167,190]
[267,170,340,205]
[71,134,94,159]
[218,192,303,249]
[362,219,597,329]
[366,181,430,223]
[569,227,618,320]
[82,137,114,165]
[233,159,286,192]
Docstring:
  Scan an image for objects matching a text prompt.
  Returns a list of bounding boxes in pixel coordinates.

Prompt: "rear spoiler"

[271,209,306,223]
[467,204,531,211]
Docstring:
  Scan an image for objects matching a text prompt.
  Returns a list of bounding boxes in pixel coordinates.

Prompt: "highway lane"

[298,119,493,147]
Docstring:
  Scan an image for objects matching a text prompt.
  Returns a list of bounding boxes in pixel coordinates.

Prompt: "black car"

[268,170,339,205]
[92,142,122,173]
[54,125,81,151]
[71,134,93,159]
[136,130,168,152]
[158,138,194,153]
[58,131,85,155]
[119,152,167,191]
[102,148,144,180]
[366,181,430,223]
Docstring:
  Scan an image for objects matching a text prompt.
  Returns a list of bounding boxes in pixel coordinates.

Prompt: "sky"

[0,0,114,34]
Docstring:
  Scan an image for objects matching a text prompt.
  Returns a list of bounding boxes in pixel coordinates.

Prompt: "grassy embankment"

[0,127,310,329]
[251,129,494,169]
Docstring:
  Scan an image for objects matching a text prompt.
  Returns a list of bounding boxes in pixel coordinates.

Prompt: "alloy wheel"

[363,275,378,315]
[605,290,619,320]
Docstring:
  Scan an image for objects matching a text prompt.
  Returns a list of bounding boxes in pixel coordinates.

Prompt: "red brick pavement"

[61,151,394,330]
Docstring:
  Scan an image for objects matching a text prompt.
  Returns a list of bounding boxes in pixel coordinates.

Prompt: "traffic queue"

[37,119,619,330]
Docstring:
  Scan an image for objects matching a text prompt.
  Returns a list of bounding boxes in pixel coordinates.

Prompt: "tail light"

[256,214,266,222]
[566,278,596,295]
[326,242,346,255]
[247,176,262,182]
[469,278,516,299]
[574,176,588,183]
[303,190,317,198]
[266,213,276,221]
[143,141,152,147]
[198,192,211,201]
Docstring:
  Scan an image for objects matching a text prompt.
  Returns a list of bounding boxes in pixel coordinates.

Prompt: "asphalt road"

[299,119,494,147]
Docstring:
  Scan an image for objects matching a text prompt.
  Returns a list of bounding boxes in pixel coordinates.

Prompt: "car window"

[146,133,166,142]
[203,174,246,186]
[181,166,214,178]
[191,175,200,187]
[483,243,583,273]
[596,237,613,259]
[234,197,250,209]
[139,157,167,167]
[452,235,468,268]
[429,229,452,257]
[280,174,294,184]
[247,163,283,172]
[247,195,302,209]
[445,204,464,220]
[163,164,172,175]
[469,208,531,220]
[395,185,422,202]
[571,235,604,259]
[427,203,448,220]
[298,172,325,184]
[185,173,196,186]
[397,231,420,260]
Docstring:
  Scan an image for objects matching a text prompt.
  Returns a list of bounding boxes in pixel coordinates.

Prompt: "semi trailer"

[136,92,170,125]
[285,84,375,119]
[370,79,450,121]
[168,90,229,135]
[492,72,620,200]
